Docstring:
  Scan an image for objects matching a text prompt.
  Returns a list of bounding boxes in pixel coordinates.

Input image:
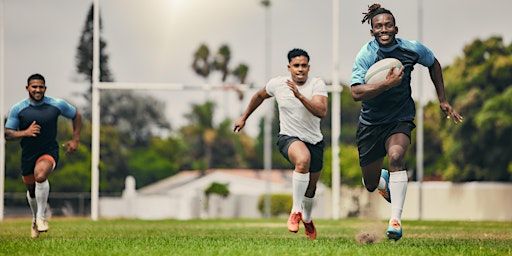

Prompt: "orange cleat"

[303,220,317,240]
[287,212,302,233]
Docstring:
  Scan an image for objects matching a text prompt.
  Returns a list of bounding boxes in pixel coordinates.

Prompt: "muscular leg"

[385,133,410,226]
[361,158,384,192]
[33,157,54,220]
[288,141,311,213]
[385,133,410,173]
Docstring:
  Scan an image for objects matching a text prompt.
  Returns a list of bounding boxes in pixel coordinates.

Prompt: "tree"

[75,4,114,101]
[417,36,512,181]
[75,4,170,146]
[127,136,188,188]
[212,44,231,82]
[192,43,211,79]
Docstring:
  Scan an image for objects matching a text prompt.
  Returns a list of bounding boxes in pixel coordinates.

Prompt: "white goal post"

[93,0,344,221]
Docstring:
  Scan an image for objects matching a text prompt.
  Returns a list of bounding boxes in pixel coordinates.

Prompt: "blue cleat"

[378,169,391,203]
[386,219,402,241]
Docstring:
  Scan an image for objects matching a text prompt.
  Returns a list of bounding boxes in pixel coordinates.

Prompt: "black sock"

[26,184,36,198]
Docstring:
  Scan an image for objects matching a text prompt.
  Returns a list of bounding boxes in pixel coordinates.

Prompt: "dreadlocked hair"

[361,3,394,25]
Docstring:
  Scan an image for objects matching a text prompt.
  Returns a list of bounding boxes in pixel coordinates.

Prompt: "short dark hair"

[287,48,310,63]
[361,3,395,26]
[27,73,45,85]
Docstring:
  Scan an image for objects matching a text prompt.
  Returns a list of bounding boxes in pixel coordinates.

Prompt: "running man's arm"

[5,121,41,140]
[63,110,82,154]
[233,88,271,132]
[429,58,464,123]
[350,67,404,101]
[286,80,328,118]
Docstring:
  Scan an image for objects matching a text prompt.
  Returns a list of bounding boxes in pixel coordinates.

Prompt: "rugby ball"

[364,58,403,84]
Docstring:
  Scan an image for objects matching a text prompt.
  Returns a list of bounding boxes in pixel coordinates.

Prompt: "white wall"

[363,182,512,221]
[99,182,512,221]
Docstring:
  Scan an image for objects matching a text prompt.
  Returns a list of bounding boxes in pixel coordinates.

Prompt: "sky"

[2,0,511,137]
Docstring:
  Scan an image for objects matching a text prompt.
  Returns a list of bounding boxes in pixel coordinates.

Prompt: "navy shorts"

[356,121,415,167]
[21,147,59,176]
[276,134,325,172]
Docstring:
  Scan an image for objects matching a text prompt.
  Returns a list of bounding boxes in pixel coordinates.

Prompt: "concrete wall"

[362,182,512,221]
[99,182,512,221]
[99,189,330,220]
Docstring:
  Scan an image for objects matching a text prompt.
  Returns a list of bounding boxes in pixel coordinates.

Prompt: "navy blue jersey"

[5,96,76,160]
[350,38,435,125]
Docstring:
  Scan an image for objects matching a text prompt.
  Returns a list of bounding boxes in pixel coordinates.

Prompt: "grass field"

[0,218,511,255]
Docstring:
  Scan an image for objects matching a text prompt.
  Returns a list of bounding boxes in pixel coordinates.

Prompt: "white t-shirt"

[265,76,328,144]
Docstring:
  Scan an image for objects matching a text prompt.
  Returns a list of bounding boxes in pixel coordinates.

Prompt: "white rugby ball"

[364,58,403,84]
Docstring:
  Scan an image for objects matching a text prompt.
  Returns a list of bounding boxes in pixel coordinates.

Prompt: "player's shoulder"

[397,38,429,51]
[43,96,67,106]
[361,39,380,53]
[10,99,31,113]
[356,40,379,62]
[309,77,326,85]
[269,76,288,84]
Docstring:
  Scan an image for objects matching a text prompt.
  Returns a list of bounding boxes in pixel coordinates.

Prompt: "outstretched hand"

[233,118,246,133]
[63,139,79,154]
[440,102,464,124]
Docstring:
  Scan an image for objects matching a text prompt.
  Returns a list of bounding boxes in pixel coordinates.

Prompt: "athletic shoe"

[386,219,402,241]
[378,169,391,203]
[31,221,40,238]
[303,220,317,240]
[36,218,49,232]
[287,212,302,233]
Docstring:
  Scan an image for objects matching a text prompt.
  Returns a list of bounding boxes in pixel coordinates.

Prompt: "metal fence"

[3,192,111,217]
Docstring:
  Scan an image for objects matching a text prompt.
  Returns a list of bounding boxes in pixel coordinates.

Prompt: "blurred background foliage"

[4,35,511,193]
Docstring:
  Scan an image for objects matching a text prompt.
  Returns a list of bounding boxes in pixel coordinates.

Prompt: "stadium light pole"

[91,0,100,221]
[0,0,5,221]
[330,0,341,220]
[416,0,424,220]
[261,0,272,219]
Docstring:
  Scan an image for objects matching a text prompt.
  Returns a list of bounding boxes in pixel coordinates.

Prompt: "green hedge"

[257,194,292,217]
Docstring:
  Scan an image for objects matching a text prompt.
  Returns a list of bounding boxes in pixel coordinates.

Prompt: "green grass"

[0,218,511,255]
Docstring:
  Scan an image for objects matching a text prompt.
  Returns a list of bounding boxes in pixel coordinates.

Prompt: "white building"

[99,169,329,220]
[99,169,512,221]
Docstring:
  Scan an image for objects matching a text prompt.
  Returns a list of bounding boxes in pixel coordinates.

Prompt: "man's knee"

[34,168,50,183]
[294,157,311,172]
[388,152,404,168]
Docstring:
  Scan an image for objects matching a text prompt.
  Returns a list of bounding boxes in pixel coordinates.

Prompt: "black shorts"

[356,121,415,167]
[21,147,59,176]
[276,134,325,173]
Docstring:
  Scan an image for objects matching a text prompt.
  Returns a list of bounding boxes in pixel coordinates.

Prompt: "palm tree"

[192,43,211,79]
[213,44,231,82]
[232,63,250,115]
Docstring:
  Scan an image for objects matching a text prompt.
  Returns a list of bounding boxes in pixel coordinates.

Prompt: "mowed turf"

[0,218,511,256]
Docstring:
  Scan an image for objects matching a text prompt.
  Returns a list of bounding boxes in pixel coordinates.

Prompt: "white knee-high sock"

[302,196,314,223]
[26,191,37,221]
[389,170,408,221]
[35,180,50,219]
[292,171,309,213]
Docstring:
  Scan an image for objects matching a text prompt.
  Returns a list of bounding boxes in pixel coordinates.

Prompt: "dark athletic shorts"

[276,134,325,172]
[21,147,59,176]
[356,121,415,167]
